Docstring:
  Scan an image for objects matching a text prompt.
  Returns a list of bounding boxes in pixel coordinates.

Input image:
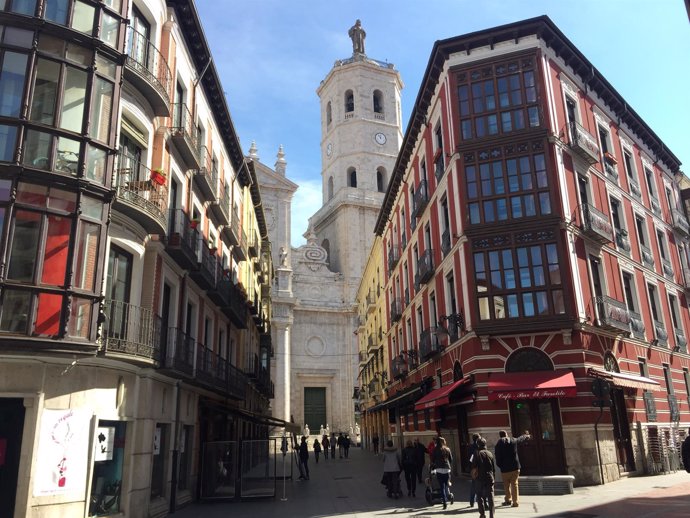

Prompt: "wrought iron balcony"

[391,354,408,380]
[671,208,690,237]
[674,330,687,353]
[112,151,168,234]
[415,249,435,288]
[195,146,219,201]
[568,121,599,165]
[593,295,631,334]
[227,362,247,400]
[208,265,233,308]
[189,241,217,291]
[248,235,260,258]
[166,209,200,270]
[209,184,230,226]
[223,206,241,247]
[366,290,376,312]
[368,378,380,397]
[419,327,443,360]
[169,102,200,169]
[232,226,248,262]
[579,203,613,244]
[159,327,195,377]
[390,298,402,322]
[225,281,248,329]
[629,311,645,340]
[661,257,674,280]
[441,228,451,257]
[615,229,631,255]
[194,343,216,387]
[640,244,655,268]
[103,299,161,364]
[412,179,429,219]
[388,245,401,273]
[124,26,171,116]
[367,334,375,352]
[654,321,668,345]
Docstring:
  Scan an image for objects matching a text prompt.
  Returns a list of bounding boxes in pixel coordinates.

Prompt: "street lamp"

[435,311,464,341]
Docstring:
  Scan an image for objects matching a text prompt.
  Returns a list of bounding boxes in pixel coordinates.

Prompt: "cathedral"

[254,21,403,436]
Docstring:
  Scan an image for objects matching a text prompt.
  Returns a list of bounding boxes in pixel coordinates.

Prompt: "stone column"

[273,321,291,422]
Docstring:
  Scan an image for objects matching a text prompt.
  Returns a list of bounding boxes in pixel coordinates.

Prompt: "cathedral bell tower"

[311,20,403,298]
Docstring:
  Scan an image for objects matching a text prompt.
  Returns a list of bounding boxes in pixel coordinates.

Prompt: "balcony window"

[474,242,563,320]
[457,57,539,141]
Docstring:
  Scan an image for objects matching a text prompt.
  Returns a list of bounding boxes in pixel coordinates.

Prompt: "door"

[610,388,635,472]
[509,399,566,475]
[106,246,133,339]
[303,388,326,434]
[128,6,151,67]
[0,398,25,518]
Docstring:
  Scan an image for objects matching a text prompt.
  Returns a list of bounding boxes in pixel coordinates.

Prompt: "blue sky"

[196,0,690,247]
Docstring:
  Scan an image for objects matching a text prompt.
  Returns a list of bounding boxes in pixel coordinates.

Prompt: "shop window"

[89,420,126,517]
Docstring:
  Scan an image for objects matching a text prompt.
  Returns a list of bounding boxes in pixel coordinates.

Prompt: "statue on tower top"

[348,19,366,55]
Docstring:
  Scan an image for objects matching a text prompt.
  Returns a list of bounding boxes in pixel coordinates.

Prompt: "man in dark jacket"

[413,438,427,483]
[494,430,530,507]
[682,428,690,473]
[468,433,481,507]
[470,437,495,518]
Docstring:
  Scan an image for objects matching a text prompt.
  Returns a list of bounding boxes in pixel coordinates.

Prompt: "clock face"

[375,132,387,145]
[326,143,332,157]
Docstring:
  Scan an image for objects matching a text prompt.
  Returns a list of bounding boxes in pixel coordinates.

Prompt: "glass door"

[106,246,132,339]
[510,399,566,475]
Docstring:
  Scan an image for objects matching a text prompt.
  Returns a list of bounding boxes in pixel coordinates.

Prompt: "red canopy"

[414,376,472,411]
[488,371,577,401]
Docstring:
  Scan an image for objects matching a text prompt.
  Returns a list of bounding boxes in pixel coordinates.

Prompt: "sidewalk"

[173,446,690,518]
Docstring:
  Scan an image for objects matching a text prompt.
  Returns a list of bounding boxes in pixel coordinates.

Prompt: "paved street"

[173,446,690,518]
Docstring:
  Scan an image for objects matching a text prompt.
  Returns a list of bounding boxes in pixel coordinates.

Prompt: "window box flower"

[603,152,617,165]
[150,167,167,185]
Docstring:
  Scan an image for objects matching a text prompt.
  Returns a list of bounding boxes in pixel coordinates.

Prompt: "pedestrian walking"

[313,438,322,463]
[372,433,380,455]
[430,436,453,510]
[344,434,351,458]
[330,432,337,458]
[413,438,427,483]
[322,434,330,460]
[682,427,690,473]
[382,439,402,498]
[298,436,310,480]
[402,440,417,496]
[471,437,495,518]
[468,433,481,507]
[337,432,345,459]
[494,429,530,507]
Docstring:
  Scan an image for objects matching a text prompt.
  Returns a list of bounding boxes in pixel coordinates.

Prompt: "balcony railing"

[387,245,401,273]
[367,335,375,352]
[629,311,645,340]
[225,281,247,329]
[160,327,195,377]
[232,226,248,262]
[189,241,217,291]
[579,204,614,244]
[391,354,408,380]
[223,206,241,247]
[166,209,200,270]
[390,298,402,322]
[661,257,674,280]
[124,26,171,116]
[194,343,216,386]
[226,363,247,400]
[209,185,230,226]
[248,235,260,258]
[113,151,168,234]
[169,102,200,168]
[412,179,429,219]
[640,244,655,268]
[419,327,443,360]
[195,146,219,201]
[103,299,161,363]
[671,208,690,237]
[615,229,631,255]
[441,228,451,257]
[568,121,599,165]
[415,249,434,288]
[594,295,631,334]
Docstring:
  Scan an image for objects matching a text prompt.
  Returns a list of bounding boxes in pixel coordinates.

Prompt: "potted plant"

[150,167,167,185]
[189,218,200,230]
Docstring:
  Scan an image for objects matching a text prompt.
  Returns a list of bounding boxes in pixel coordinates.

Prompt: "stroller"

[383,471,403,499]
[425,468,454,505]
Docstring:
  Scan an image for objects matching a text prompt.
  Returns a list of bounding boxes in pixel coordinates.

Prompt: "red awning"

[488,371,577,401]
[588,367,660,391]
[414,376,472,411]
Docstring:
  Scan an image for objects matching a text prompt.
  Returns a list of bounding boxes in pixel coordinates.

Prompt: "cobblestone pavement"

[173,446,690,518]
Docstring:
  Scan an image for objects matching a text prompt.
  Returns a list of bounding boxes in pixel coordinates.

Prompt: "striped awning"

[588,367,660,391]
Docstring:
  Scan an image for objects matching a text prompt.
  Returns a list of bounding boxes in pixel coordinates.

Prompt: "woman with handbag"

[430,436,453,510]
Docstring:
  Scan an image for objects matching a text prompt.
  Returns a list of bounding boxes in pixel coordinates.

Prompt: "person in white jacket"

[382,440,402,497]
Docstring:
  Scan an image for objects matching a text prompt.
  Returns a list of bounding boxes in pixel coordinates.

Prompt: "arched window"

[326,101,332,126]
[376,167,386,192]
[505,348,553,372]
[345,90,354,113]
[321,239,330,262]
[327,176,334,200]
[373,90,383,114]
[349,168,357,188]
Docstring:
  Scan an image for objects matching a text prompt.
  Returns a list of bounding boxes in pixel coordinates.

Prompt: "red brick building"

[372,16,689,485]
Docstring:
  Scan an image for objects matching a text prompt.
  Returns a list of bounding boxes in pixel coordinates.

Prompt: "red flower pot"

[151,170,167,185]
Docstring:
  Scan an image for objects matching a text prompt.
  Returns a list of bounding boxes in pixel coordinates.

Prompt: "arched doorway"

[505,349,567,475]
[604,353,635,472]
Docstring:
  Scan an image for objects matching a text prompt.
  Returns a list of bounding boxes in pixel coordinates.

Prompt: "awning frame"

[587,367,661,392]
[414,375,473,411]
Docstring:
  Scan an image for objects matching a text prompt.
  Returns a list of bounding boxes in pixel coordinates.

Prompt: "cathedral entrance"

[304,388,326,434]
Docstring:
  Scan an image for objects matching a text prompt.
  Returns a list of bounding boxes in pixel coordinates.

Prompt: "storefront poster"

[33,409,91,496]
[94,426,116,461]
